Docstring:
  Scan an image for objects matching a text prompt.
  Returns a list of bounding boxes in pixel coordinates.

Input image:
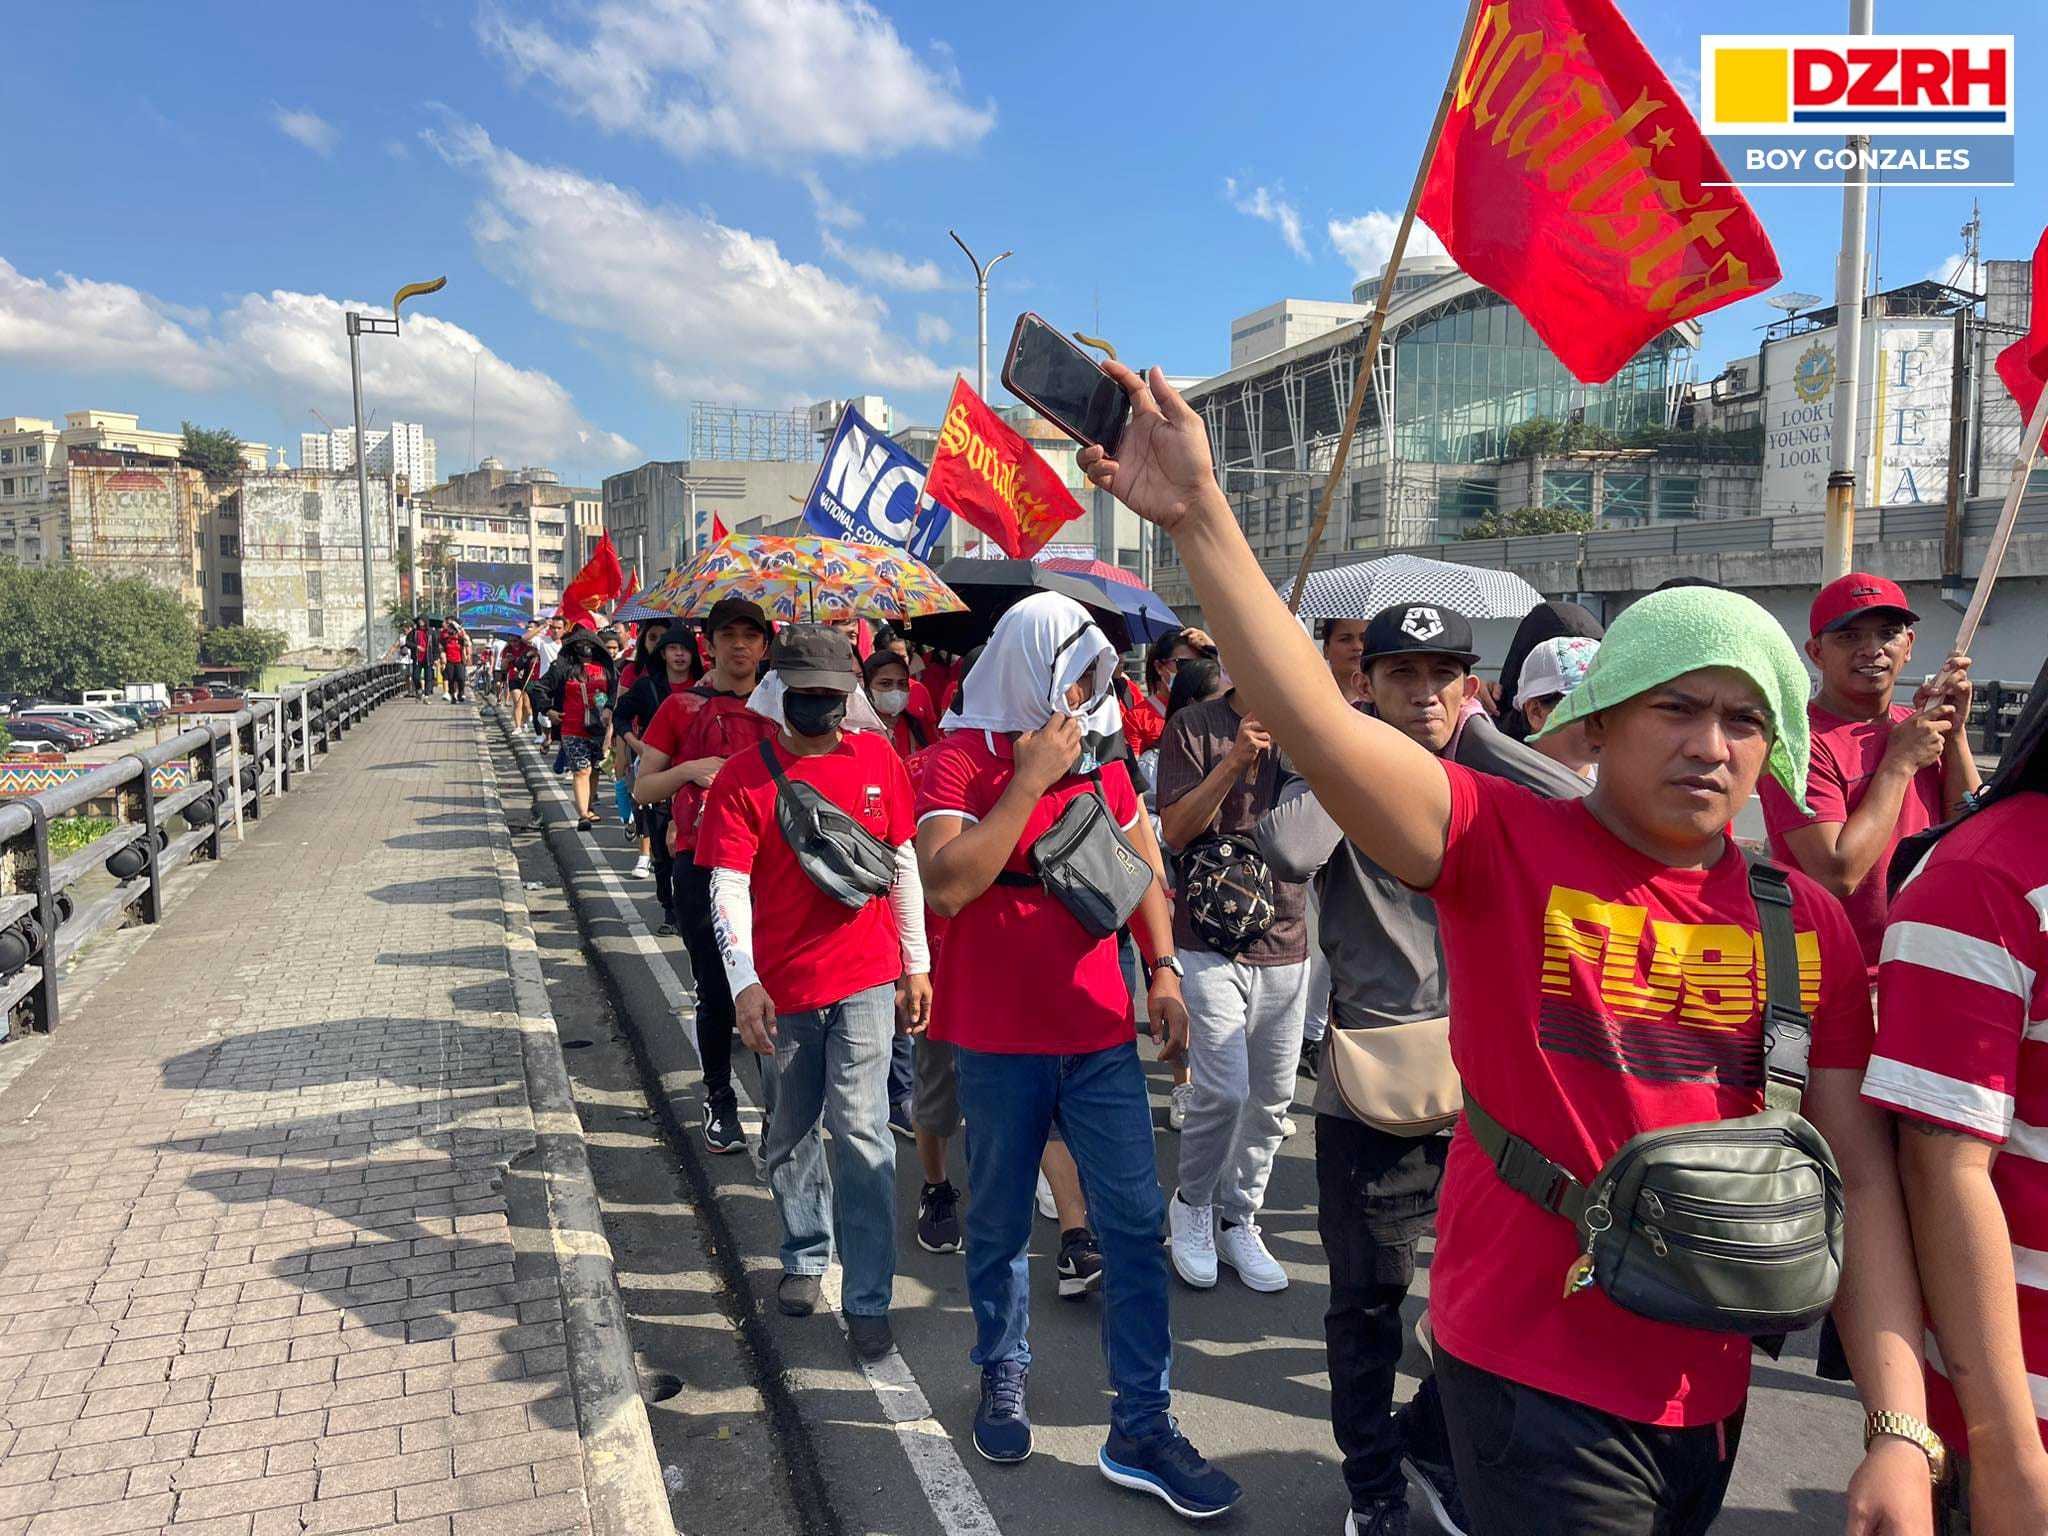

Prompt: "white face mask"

[872,687,910,717]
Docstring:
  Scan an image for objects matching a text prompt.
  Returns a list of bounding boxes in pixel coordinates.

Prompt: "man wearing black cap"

[1259,601,1589,1536]
[634,595,774,1153]
[696,624,930,1360]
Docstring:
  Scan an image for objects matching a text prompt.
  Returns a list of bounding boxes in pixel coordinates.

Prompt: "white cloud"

[384,138,412,161]
[0,255,635,470]
[1327,212,1448,281]
[1226,178,1308,261]
[800,171,862,231]
[819,230,948,291]
[1926,251,1976,289]
[477,0,994,163]
[272,104,338,157]
[427,121,952,401]
[915,313,954,347]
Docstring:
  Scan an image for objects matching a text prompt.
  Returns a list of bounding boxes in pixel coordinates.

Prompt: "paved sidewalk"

[0,702,600,1536]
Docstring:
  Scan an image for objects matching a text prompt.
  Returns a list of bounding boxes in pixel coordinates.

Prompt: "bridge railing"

[0,663,407,1039]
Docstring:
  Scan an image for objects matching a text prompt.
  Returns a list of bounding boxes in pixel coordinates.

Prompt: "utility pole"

[948,230,1012,403]
[1822,0,1874,581]
[344,277,444,659]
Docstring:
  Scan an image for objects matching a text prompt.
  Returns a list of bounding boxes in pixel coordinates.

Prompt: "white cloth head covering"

[940,591,1120,738]
[748,670,892,736]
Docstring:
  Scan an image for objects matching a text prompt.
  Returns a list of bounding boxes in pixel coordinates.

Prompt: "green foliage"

[1459,505,1596,541]
[180,422,245,478]
[48,816,113,855]
[1500,414,1764,464]
[200,624,289,676]
[0,719,11,756]
[0,564,199,698]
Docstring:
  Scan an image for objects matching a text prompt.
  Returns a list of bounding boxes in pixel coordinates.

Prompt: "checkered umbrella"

[1291,554,1545,622]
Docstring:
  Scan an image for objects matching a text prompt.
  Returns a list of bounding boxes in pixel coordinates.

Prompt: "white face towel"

[939,591,1120,741]
[747,669,892,738]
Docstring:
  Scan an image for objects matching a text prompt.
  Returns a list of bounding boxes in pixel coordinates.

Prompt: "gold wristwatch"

[1864,1411,1948,1485]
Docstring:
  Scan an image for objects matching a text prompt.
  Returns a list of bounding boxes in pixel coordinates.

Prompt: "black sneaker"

[1393,1388,1468,1536]
[1098,1421,1241,1520]
[1344,1500,1410,1536]
[888,1099,916,1140]
[917,1181,962,1254]
[704,1093,744,1155]
[1399,1451,1466,1536]
[845,1312,894,1361]
[1056,1227,1103,1300]
[777,1272,821,1317]
[656,917,678,937]
[1299,1037,1322,1080]
[972,1360,1032,1463]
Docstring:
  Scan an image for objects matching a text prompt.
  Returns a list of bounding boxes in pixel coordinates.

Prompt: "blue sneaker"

[1098,1422,1242,1520]
[972,1361,1032,1463]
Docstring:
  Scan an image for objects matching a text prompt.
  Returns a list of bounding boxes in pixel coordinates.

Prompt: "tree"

[0,564,199,698]
[180,422,245,479]
[200,624,289,679]
[1459,505,1595,541]
[415,533,459,616]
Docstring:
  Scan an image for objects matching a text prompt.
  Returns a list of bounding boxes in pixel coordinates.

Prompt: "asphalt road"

[491,712,1867,1536]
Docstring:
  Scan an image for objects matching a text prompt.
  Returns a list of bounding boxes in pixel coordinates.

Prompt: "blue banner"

[800,406,949,559]
[456,562,536,633]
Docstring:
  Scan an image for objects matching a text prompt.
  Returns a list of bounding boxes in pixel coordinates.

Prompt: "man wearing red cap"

[1758,573,1981,975]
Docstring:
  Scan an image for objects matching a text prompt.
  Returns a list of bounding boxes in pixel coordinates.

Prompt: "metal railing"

[0,663,406,1038]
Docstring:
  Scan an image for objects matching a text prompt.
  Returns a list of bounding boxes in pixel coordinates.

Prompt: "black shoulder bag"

[993,771,1153,940]
[1464,857,1845,1336]
[758,740,896,910]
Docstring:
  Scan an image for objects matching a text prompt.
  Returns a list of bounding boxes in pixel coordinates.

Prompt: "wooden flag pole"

[1955,383,2048,654]
[1285,0,1486,615]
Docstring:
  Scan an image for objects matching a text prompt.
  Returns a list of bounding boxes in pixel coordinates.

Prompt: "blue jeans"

[759,983,898,1317]
[888,1034,915,1110]
[954,1042,1173,1445]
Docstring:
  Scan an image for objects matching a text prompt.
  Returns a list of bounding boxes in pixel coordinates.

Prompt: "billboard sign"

[456,562,537,633]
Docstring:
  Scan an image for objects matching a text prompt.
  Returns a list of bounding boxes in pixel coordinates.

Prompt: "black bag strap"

[991,766,1110,888]
[1464,1095,1590,1226]
[757,737,791,792]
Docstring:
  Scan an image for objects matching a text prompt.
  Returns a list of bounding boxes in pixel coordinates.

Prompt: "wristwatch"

[1146,955,1184,981]
[1864,1411,1948,1485]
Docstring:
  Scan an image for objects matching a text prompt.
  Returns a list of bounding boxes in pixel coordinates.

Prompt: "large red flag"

[559,532,624,630]
[1995,227,2048,421]
[1417,0,1780,383]
[923,379,1088,558]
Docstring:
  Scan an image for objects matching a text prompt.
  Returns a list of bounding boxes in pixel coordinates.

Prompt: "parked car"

[31,705,132,739]
[1,739,62,757]
[8,716,93,749]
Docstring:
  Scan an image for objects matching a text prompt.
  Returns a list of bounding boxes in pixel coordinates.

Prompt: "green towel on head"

[1535,586,1812,813]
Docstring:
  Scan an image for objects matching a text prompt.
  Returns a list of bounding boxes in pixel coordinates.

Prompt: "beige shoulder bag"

[1324,1016,1462,1136]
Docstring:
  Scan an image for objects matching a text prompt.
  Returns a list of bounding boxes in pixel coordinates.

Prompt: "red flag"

[560,532,624,630]
[923,379,1088,558]
[1417,0,1780,383]
[711,514,731,541]
[619,567,641,605]
[1996,227,2048,421]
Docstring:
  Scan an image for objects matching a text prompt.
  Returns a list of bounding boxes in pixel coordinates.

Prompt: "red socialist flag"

[1995,227,2048,421]
[560,532,624,630]
[923,378,1088,558]
[1417,0,1780,383]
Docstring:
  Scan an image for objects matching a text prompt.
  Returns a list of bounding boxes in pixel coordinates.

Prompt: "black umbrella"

[904,557,1134,654]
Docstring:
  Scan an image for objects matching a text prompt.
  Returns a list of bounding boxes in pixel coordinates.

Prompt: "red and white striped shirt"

[1864,791,2048,1459]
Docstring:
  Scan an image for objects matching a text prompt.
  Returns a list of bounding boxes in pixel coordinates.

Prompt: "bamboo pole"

[1955,382,2048,654]
[1285,0,1486,615]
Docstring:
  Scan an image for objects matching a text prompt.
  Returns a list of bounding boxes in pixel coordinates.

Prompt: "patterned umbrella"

[1291,554,1545,622]
[1039,557,1182,644]
[636,534,967,626]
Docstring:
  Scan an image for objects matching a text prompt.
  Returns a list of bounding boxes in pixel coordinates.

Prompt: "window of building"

[302,493,322,519]
[1602,473,1650,526]
[308,609,324,639]
[306,570,321,600]
[1543,470,1595,515]
[1287,493,1305,529]
[1436,479,1498,536]
[24,445,40,463]
[1117,546,1140,568]
[219,533,239,557]
[1,479,11,497]
[305,534,323,559]
[221,607,242,625]
[22,477,35,497]
[220,572,242,596]
[466,545,487,560]
[0,449,12,464]
[1657,476,1701,519]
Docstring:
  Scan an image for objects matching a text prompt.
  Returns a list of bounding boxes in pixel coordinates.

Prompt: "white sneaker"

[1035,1171,1057,1222]
[1281,1114,1299,1137]
[1168,1081,1193,1132]
[1168,1191,1216,1288]
[631,854,654,879]
[1215,1220,1289,1292]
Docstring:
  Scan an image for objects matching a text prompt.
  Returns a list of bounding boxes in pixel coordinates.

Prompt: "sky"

[0,0,2036,490]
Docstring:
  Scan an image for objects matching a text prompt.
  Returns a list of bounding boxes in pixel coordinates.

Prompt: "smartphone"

[1001,312,1131,455]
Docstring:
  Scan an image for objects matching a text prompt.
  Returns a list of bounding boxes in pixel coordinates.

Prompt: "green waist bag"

[1465,858,1845,1336]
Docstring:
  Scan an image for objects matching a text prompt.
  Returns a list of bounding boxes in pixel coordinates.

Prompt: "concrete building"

[1231,299,1373,370]
[30,447,213,608]
[210,472,399,662]
[602,459,823,577]
[0,418,61,509]
[61,411,271,473]
[402,458,599,615]
[300,422,436,489]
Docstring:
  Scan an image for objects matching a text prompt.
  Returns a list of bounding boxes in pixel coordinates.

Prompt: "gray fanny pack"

[996,773,1152,940]
[759,741,896,910]
[1466,858,1845,1336]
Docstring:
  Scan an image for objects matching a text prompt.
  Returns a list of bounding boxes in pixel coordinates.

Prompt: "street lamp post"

[948,231,1012,404]
[344,277,444,660]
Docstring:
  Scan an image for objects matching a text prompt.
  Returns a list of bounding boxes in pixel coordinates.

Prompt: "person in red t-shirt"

[441,622,469,704]
[1759,572,1980,977]
[697,623,929,1362]
[862,650,931,761]
[1864,666,2048,1536]
[631,597,772,1152]
[1079,364,1930,1536]
[548,629,614,831]
[916,592,1241,1519]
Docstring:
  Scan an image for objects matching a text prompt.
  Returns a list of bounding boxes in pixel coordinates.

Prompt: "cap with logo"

[770,623,859,693]
[1809,573,1920,638]
[1359,603,1480,665]
[705,595,773,636]
[1514,635,1601,710]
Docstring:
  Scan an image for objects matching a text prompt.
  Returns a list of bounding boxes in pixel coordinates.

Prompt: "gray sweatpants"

[1177,949,1310,1223]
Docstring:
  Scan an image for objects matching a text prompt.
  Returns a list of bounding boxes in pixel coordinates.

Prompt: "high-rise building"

[300,422,436,490]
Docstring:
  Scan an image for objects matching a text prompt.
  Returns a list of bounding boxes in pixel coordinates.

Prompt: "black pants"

[646,813,676,923]
[674,861,736,1100]
[446,663,466,701]
[1437,1349,1743,1536]
[1315,1113,1451,1508]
